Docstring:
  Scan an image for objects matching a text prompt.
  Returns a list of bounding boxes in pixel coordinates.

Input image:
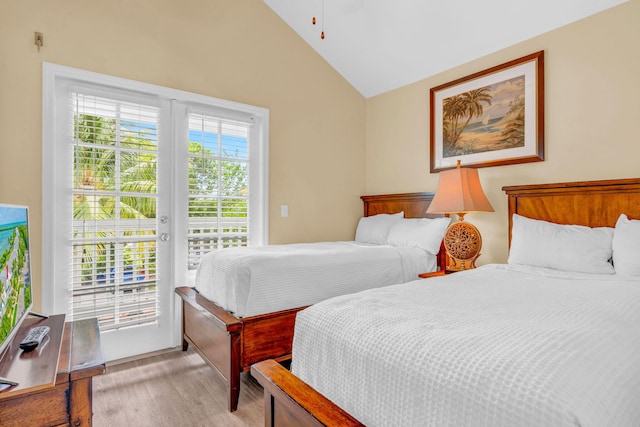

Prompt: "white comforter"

[291,264,640,427]
[195,241,435,317]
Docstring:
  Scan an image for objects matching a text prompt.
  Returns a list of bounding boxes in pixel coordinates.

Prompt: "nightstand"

[418,271,447,279]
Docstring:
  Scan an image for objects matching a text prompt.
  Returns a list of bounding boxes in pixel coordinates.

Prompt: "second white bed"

[195,241,436,317]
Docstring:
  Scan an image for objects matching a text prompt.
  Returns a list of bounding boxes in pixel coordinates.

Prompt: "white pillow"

[387,217,451,254]
[612,214,640,276]
[508,214,614,274]
[354,212,404,244]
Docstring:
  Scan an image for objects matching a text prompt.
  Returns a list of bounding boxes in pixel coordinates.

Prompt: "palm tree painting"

[430,51,544,172]
[442,75,525,158]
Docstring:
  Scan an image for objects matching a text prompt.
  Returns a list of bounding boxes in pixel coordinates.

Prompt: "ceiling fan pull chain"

[321,0,325,39]
[311,0,325,39]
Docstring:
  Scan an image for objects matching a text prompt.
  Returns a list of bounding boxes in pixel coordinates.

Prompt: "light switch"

[280,205,288,217]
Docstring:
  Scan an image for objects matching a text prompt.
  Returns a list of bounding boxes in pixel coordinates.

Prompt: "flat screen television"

[0,204,33,366]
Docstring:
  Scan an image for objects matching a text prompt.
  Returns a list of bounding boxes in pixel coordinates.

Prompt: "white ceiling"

[263,0,628,98]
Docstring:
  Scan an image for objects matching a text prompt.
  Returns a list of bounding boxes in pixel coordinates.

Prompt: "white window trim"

[42,62,269,318]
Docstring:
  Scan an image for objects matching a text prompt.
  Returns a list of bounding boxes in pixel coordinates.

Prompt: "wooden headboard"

[503,178,640,245]
[361,192,442,219]
[360,192,446,270]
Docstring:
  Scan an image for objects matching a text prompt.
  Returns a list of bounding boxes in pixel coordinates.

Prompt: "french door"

[43,63,268,362]
[52,87,173,361]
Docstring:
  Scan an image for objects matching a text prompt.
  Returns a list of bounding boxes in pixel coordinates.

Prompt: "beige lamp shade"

[426,162,494,215]
[427,161,493,271]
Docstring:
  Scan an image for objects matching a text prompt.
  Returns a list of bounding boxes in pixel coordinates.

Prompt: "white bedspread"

[291,264,640,427]
[195,241,435,317]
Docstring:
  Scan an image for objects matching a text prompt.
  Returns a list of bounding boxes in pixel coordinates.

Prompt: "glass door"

[63,90,173,360]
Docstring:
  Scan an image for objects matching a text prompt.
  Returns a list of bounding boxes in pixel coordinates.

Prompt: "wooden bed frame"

[175,192,445,412]
[251,177,640,426]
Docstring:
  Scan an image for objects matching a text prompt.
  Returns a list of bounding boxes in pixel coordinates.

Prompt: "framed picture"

[430,50,544,172]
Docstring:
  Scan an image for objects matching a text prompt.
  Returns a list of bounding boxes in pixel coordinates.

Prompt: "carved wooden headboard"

[503,178,640,246]
[360,192,446,270]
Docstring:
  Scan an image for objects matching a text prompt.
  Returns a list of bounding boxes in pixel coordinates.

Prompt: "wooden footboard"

[175,287,305,412]
[177,287,242,411]
[251,360,364,427]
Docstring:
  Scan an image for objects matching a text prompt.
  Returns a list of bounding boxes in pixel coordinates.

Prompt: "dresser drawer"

[0,383,69,427]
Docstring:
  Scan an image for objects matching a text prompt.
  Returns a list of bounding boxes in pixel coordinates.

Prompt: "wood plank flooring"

[93,348,263,426]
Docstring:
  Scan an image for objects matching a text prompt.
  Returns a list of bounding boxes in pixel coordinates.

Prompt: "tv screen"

[0,204,33,361]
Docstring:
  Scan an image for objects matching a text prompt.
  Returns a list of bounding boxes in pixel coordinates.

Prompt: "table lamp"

[426,160,494,271]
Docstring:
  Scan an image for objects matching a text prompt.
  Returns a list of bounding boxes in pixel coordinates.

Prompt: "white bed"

[291,264,640,426]
[177,191,449,412]
[195,241,437,317]
[251,178,640,427]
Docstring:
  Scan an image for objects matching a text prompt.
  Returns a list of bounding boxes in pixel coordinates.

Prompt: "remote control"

[19,326,50,351]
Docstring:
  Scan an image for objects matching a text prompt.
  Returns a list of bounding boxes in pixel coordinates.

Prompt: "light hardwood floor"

[93,348,263,426]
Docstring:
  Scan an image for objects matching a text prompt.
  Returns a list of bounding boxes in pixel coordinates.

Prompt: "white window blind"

[187,112,251,270]
[70,91,160,330]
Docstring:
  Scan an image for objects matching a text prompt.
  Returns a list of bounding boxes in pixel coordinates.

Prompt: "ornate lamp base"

[443,220,482,272]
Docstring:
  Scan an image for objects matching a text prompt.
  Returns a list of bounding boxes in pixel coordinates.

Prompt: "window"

[187,112,252,271]
[70,91,161,329]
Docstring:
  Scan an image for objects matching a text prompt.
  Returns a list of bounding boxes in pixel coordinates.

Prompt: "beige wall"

[365,0,640,266]
[3,0,639,310]
[0,0,366,310]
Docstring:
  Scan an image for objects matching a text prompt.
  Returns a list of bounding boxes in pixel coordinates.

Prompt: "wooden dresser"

[0,314,105,426]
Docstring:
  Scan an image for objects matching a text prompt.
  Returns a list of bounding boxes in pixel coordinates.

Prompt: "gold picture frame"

[430,51,544,173]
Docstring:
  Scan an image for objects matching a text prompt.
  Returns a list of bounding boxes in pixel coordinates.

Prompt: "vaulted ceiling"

[263,0,628,98]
